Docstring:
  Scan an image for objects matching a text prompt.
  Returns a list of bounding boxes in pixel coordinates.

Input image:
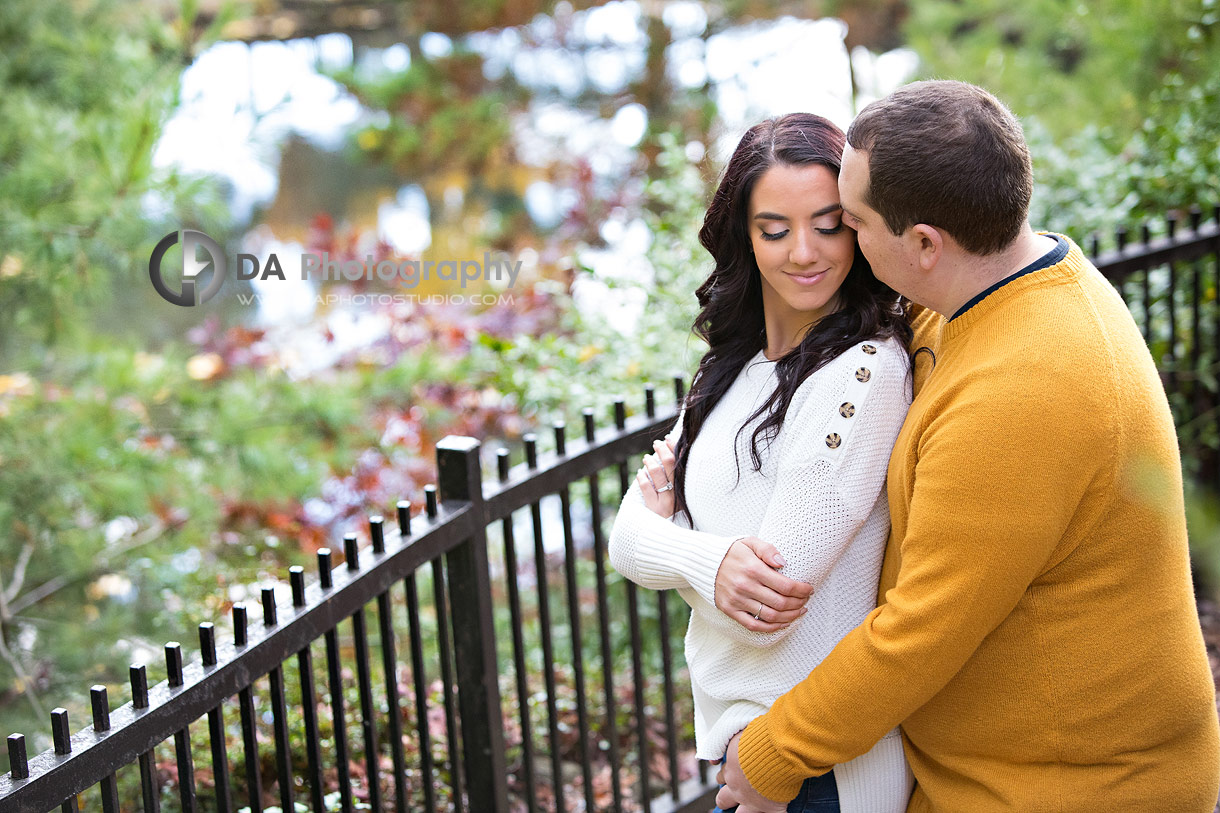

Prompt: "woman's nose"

[789,228,817,266]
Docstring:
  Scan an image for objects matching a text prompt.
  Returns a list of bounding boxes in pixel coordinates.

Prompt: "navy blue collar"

[950,235,1070,321]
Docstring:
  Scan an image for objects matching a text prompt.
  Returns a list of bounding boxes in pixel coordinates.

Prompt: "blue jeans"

[713,768,838,813]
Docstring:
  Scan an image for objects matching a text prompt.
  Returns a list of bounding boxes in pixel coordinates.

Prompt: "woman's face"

[747,162,855,331]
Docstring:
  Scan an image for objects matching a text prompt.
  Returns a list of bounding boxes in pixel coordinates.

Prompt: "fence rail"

[1,378,712,813]
[2,205,1218,813]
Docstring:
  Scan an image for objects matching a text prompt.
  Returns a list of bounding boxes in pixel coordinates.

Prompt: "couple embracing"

[608,80,1220,813]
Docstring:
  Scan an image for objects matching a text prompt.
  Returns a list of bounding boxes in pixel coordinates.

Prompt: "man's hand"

[714,731,788,813]
[715,538,813,632]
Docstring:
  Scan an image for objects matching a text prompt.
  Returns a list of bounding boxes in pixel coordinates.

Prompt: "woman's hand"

[715,537,813,632]
[636,436,678,517]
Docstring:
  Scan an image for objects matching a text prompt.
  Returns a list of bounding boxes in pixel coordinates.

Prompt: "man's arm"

[730,375,1114,801]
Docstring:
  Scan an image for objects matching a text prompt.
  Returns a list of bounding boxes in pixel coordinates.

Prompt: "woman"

[608,113,914,813]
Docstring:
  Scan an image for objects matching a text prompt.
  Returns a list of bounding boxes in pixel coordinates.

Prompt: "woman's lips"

[787,269,827,286]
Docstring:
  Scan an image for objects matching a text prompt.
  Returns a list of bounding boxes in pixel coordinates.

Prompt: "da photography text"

[288,251,522,288]
[149,228,524,307]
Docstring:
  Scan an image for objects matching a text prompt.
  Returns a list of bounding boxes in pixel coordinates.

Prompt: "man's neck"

[936,229,1059,317]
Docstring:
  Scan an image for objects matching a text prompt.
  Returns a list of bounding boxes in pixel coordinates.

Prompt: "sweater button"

[862,344,877,354]
[826,433,842,449]
[839,402,855,418]
[856,367,871,382]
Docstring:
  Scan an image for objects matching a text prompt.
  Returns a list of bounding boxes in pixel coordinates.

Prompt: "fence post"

[436,435,509,810]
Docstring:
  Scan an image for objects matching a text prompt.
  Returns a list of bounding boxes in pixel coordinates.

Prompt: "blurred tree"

[324,1,720,253]
[200,0,914,256]
[0,0,231,362]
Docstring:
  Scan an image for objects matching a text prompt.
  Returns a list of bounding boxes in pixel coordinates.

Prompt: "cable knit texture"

[609,337,914,813]
[737,237,1220,811]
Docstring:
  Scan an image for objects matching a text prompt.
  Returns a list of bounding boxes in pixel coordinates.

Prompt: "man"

[716,80,1220,812]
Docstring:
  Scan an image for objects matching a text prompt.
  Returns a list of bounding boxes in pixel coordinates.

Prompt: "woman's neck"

[762,298,840,360]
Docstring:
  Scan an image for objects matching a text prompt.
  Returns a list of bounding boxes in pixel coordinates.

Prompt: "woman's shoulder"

[798,335,909,389]
[864,334,911,374]
[783,335,909,420]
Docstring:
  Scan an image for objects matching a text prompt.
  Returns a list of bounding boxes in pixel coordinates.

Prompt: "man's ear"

[909,224,943,271]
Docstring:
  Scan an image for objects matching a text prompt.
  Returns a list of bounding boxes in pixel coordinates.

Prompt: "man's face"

[839,144,915,299]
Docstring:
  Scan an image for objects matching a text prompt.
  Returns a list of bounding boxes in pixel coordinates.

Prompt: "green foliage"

[0,0,230,359]
[905,0,1220,232]
[1187,481,1220,600]
[0,330,485,747]
[333,48,520,180]
[905,0,1168,134]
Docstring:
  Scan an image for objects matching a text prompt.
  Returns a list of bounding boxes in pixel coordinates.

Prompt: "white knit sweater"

[608,337,914,812]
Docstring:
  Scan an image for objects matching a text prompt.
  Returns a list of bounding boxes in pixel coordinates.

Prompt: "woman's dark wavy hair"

[671,112,912,526]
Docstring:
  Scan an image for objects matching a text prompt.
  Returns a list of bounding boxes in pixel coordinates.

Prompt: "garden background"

[1,0,1218,803]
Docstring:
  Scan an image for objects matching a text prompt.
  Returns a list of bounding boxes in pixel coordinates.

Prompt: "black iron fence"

[1,382,708,813]
[1088,205,1220,487]
[1,205,1218,813]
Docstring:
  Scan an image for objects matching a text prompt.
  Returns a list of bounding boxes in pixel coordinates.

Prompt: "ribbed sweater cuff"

[739,714,805,802]
[627,500,735,607]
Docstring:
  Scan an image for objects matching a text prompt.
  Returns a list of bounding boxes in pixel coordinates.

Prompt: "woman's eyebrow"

[753,203,842,221]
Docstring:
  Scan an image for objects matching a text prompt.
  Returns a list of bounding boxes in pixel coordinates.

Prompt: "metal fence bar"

[431,552,464,813]
[165,643,198,813]
[644,383,684,800]
[1214,247,1220,487]
[262,588,296,813]
[555,420,596,812]
[484,413,681,523]
[88,688,121,813]
[584,408,625,813]
[198,625,233,813]
[496,448,539,813]
[616,397,655,812]
[319,548,355,813]
[523,432,565,811]
[50,710,77,813]
[1093,208,1220,490]
[1094,216,1219,282]
[0,402,727,813]
[234,605,262,813]
[344,534,383,813]
[370,516,410,813]
[438,435,510,812]
[402,564,437,811]
[1166,215,1180,394]
[397,500,439,812]
[290,566,327,813]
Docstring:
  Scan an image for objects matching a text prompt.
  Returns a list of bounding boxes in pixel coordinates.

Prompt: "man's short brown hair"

[846,80,1033,256]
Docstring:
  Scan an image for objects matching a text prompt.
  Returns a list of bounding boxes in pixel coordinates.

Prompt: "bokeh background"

[1,0,1218,795]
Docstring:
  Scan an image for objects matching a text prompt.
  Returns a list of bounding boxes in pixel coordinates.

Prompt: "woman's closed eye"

[760,221,844,241]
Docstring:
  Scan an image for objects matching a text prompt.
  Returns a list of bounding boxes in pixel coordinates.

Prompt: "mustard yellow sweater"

[738,237,1220,811]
